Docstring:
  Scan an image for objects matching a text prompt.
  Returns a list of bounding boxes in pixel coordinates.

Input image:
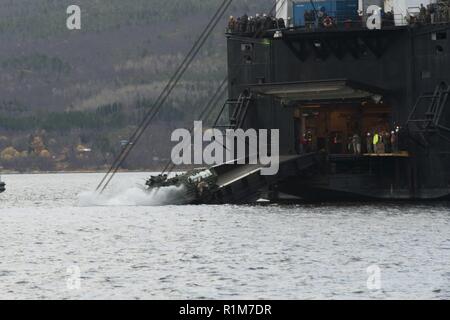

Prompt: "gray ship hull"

[224,20,450,202]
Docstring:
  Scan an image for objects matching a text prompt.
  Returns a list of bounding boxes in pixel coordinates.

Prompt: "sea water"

[0,172,449,299]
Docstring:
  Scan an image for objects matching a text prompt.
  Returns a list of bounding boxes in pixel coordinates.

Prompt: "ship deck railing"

[227,14,450,37]
[300,12,408,29]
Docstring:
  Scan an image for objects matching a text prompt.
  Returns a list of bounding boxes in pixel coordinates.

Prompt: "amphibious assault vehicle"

[146,168,219,204]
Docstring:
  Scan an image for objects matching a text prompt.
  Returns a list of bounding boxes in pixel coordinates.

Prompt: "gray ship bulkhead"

[226,21,450,200]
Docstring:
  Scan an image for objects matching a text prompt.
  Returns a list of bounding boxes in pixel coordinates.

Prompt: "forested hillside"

[0,0,272,172]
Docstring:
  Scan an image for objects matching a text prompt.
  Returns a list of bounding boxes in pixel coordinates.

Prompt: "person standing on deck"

[391,130,399,153]
[373,132,380,153]
[352,134,362,155]
[366,132,373,153]
[278,17,286,29]
[348,136,353,154]
[255,14,262,33]
[419,4,427,23]
[305,131,313,153]
[241,14,249,33]
[304,10,311,29]
[228,16,236,33]
[236,17,242,33]
[384,131,392,153]
[248,16,255,33]
[378,132,386,153]
[263,14,272,30]
[298,136,305,154]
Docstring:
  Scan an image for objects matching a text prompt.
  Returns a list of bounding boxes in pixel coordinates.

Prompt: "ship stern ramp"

[210,153,318,204]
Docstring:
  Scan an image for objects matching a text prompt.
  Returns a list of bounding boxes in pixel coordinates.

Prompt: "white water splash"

[77,185,186,207]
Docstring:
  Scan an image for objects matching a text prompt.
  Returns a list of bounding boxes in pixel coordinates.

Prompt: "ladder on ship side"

[407,82,450,146]
[213,91,253,130]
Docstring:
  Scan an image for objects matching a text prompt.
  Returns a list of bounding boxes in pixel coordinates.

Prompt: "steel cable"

[96,0,234,192]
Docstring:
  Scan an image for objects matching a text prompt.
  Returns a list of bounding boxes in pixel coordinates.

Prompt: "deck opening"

[293,99,397,156]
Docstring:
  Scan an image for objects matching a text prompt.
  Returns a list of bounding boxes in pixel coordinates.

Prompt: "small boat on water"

[0,177,5,193]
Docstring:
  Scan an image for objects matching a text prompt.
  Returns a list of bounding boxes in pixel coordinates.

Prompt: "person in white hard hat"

[391,130,399,153]
[228,16,236,33]
[366,132,373,154]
